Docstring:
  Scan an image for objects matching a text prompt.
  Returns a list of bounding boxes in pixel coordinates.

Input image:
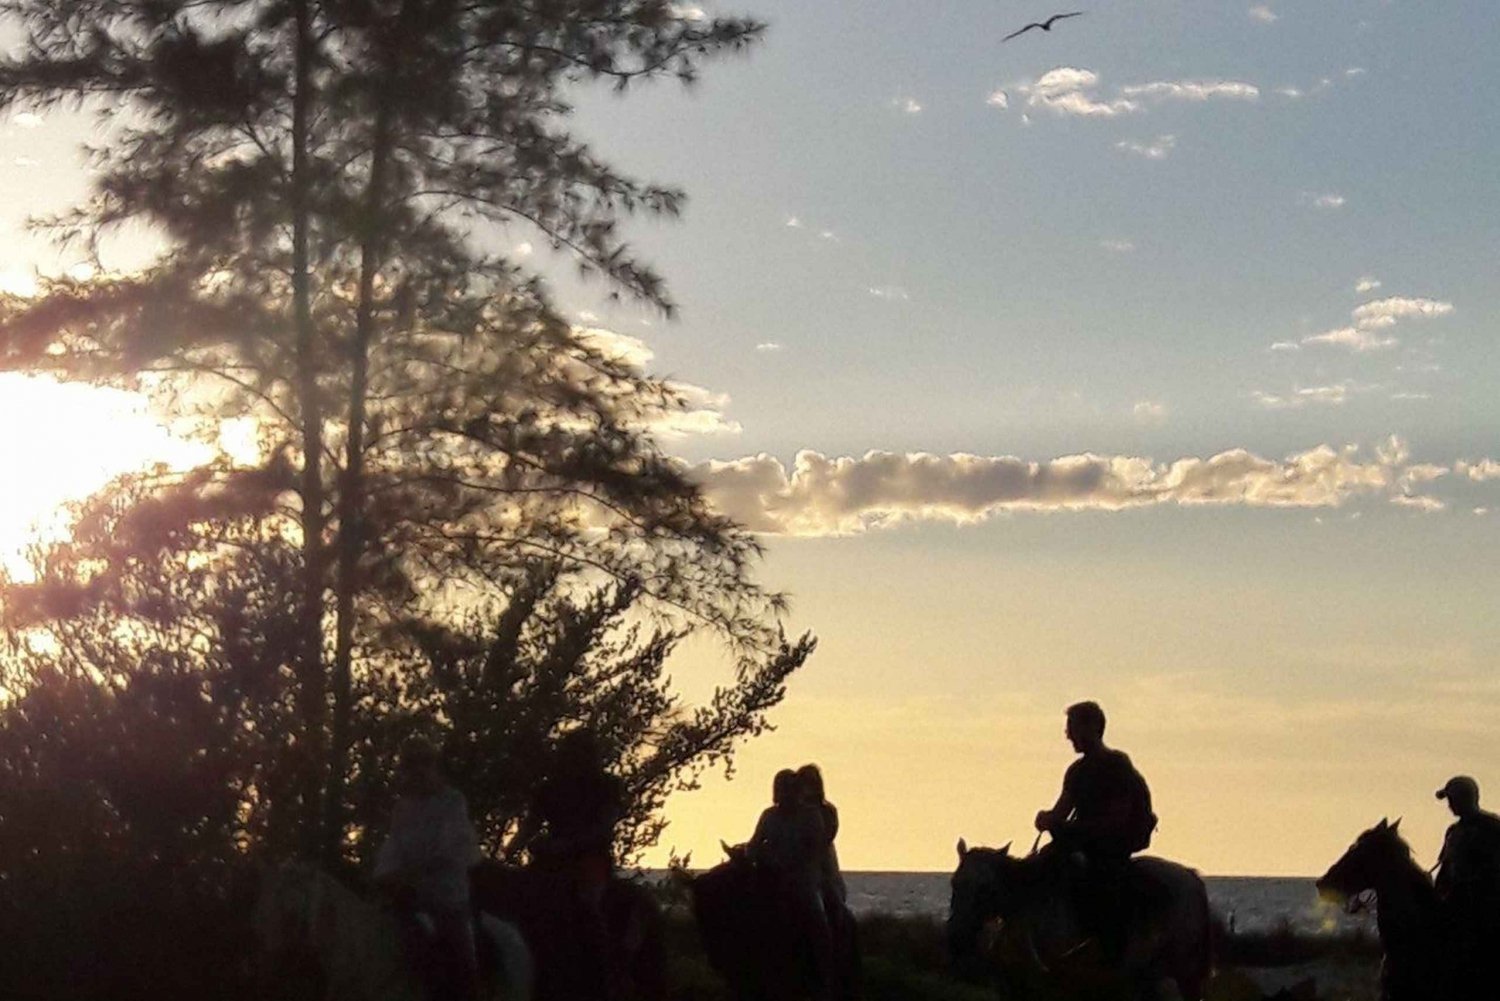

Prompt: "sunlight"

[0,373,214,578]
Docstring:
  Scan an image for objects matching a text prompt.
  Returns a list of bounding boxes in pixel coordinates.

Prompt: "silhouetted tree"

[0,0,781,860]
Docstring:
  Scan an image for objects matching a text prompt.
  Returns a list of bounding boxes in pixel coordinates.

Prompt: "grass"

[659,909,1381,1000]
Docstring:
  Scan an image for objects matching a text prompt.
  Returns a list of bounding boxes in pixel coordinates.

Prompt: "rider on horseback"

[515,728,626,995]
[1435,776,1500,979]
[1033,701,1157,963]
[749,768,836,998]
[374,736,484,1001]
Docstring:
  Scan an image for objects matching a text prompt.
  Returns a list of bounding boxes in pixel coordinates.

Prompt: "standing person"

[1435,775,1500,989]
[1033,701,1157,962]
[748,768,833,999]
[374,736,483,1001]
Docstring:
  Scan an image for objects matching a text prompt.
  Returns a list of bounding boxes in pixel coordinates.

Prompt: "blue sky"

[1,0,1497,872]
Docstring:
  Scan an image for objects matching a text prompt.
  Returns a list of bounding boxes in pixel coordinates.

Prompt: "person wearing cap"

[1435,775,1500,985]
[374,736,483,1001]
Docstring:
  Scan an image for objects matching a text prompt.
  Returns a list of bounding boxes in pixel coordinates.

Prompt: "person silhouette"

[373,735,482,1001]
[1435,775,1500,986]
[748,768,834,998]
[1034,701,1156,962]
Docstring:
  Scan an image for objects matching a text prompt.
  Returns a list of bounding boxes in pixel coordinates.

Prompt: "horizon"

[1,0,1497,879]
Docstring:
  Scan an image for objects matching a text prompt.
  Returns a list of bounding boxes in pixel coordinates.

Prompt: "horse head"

[947,838,1016,967]
[1317,817,1412,910]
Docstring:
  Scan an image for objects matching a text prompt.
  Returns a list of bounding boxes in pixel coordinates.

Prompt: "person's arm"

[1036,768,1077,832]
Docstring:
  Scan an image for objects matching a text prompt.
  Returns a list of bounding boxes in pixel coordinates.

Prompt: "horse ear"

[1376,817,1389,830]
[957,838,968,857]
[1391,817,1402,832]
[1000,842,1012,857]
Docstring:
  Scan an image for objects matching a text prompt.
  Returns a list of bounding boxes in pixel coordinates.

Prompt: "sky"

[1,0,1498,875]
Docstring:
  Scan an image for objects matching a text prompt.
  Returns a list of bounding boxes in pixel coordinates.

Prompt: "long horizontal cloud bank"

[691,439,1486,536]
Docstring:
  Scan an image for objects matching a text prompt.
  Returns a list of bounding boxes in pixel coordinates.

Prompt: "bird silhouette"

[1002,11,1084,42]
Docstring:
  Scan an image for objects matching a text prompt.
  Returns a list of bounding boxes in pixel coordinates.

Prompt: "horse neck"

[1369,852,1437,945]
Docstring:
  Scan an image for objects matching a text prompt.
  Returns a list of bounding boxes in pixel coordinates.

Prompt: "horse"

[254,859,532,1001]
[1315,817,1468,1001]
[688,844,861,1001]
[468,859,666,1001]
[948,839,1212,1001]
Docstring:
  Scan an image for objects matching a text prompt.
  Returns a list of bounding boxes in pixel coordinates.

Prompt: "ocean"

[840,872,1372,937]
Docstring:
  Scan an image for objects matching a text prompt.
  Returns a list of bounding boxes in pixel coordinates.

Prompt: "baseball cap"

[1436,775,1479,801]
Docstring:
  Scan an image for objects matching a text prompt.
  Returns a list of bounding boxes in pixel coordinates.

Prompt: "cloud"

[1120,80,1260,102]
[1115,134,1177,159]
[1132,400,1168,423]
[654,382,743,439]
[819,230,838,241]
[1308,193,1345,210]
[1100,239,1135,253]
[1269,341,1300,352]
[1355,276,1381,293]
[1390,494,1445,513]
[1276,86,1303,99]
[1302,326,1397,352]
[986,90,1010,110]
[1352,296,1454,328]
[577,325,654,368]
[1249,4,1278,22]
[12,111,43,129]
[755,342,785,353]
[1456,459,1500,482]
[513,241,533,257]
[1252,384,1361,408]
[1345,67,1366,78]
[868,286,910,301]
[892,96,923,115]
[1022,67,1138,117]
[1296,294,1453,352]
[692,439,1432,536]
[668,3,708,21]
[785,216,802,228]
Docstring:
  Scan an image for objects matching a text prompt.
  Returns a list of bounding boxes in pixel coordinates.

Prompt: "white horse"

[255,860,533,1001]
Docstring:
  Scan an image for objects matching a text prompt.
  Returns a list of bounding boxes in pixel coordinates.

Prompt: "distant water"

[841,872,1374,937]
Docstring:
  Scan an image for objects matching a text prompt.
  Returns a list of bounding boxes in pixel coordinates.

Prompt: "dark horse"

[469,860,666,1001]
[689,847,861,1001]
[948,839,1211,1000]
[1315,817,1484,1001]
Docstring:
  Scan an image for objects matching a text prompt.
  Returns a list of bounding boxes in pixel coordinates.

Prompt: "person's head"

[397,735,444,795]
[1437,775,1480,818]
[796,764,826,804]
[772,768,798,807]
[1064,701,1107,753]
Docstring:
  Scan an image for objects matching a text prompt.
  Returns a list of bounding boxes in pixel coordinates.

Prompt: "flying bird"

[1002,11,1084,42]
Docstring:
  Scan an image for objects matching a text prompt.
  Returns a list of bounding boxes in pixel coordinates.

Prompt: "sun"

[0,373,213,577]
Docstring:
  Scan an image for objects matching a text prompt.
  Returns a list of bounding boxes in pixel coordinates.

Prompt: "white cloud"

[1456,459,1500,482]
[785,216,802,228]
[1302,326,1397,352]
[654,382,743,440]
[1389,391,1431,401]
[1355,276,1381,293]
[1253,384,1360,408]
[1310,193,1346,210]
[1277,86,1304,99]
[1022,67,1139,117]
[1390,494,1445,513]
[819,230,838,241]
[1132,400,1168,422]
[1345,67,1367,77]
[755,342,785,353]
[692,440,1429,536]
[1249,5,1278,22]
[1119,80,1260,102]
[1269,341,1300,352]
[868,286,910,301]
[1115,134,1177,159]
[1100,239,1135,253]
[668,3,708,21]
[986,90,1010,110]
[893,96,923,115]
[1294,294,1452,352]
[513,241,533,257]
[1352,296,1454,327]
[577,325,653,368]
[12,112,43,129]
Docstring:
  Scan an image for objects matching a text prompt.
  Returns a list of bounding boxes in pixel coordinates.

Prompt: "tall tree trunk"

[292,0,328,858]
[323,1,411,863]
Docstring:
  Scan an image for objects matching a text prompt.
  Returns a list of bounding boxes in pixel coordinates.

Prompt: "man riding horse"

[1435,776,1500,987]
[1033,700,1159,962]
